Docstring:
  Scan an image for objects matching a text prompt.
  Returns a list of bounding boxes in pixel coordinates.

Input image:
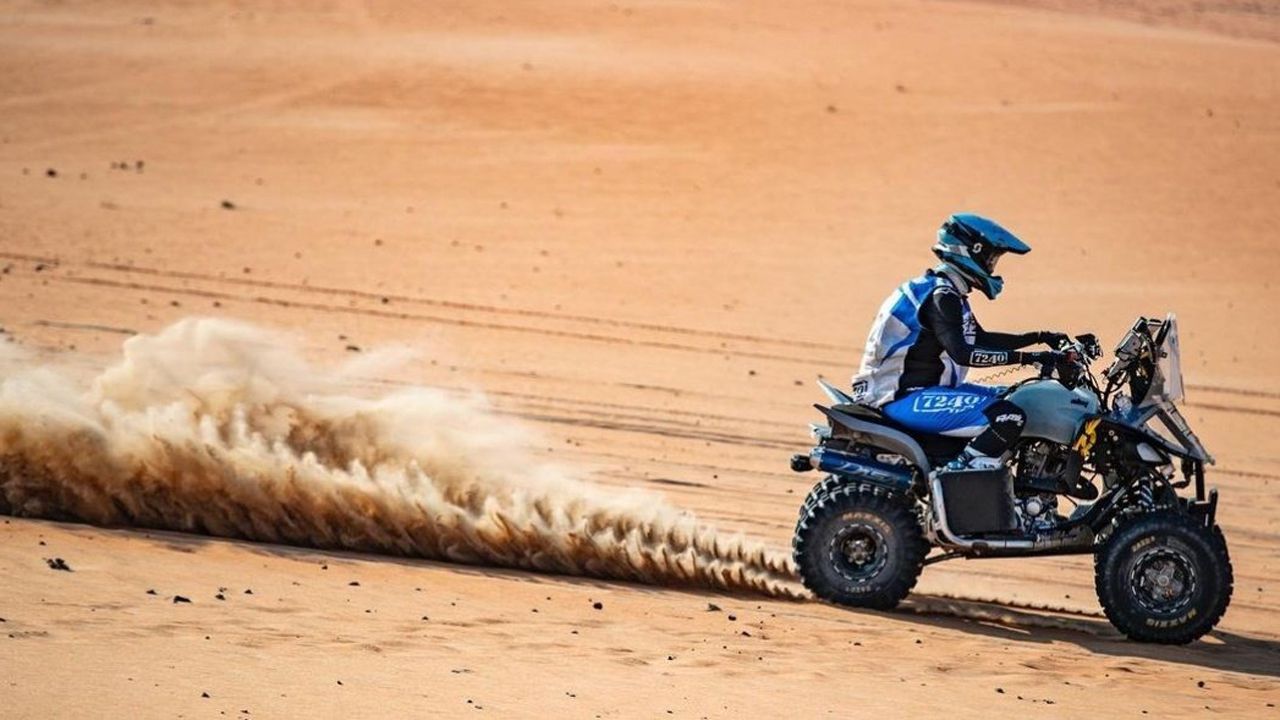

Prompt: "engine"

[1012,491,1061,534]
[1012,440,1078,533]
[1017,440,1076,491]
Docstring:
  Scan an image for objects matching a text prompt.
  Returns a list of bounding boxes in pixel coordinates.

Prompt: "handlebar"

[1038,358,1055,379]
[1038,348,1085,387]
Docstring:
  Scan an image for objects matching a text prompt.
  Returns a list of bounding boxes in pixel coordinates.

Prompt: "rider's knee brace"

[969,400,1026,457]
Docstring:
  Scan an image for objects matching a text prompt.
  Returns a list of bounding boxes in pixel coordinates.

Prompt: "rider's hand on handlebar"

[1074,333,1102,359]
[1020,349,1084,384]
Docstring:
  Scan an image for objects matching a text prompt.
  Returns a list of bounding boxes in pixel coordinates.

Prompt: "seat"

[822,403,968,468]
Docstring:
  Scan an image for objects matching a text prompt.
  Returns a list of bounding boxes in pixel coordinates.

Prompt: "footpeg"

[1068,479,1099,500]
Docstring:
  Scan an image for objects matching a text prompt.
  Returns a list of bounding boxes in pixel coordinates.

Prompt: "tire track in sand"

[0,250,847,353]
[8,251,1280,414]
[33,272,850,368]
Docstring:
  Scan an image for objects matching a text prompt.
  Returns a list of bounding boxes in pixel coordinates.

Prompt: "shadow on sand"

[893,594,1280,679]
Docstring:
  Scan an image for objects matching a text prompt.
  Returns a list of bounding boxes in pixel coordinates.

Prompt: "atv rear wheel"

[800,474,844,514]
[1095,512,1232,644]
[793,484,927,610]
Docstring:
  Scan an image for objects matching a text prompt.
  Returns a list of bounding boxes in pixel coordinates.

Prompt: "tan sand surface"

[1,0,1278,717]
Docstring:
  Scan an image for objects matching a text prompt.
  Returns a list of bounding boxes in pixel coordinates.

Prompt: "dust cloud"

[0,319,801,597]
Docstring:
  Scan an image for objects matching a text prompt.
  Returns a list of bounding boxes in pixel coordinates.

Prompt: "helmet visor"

[976,248,1005,275]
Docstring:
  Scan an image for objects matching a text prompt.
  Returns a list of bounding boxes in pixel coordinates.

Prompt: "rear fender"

[815,404,931,472]
[816,378,856,405]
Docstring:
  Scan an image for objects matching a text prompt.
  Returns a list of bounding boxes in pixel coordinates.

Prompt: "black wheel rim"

[1127,545,1199,617]
[827,522,889,585]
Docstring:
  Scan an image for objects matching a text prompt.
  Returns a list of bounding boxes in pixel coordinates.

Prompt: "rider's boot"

[938,399,1027,474]
[940,446,1004,473]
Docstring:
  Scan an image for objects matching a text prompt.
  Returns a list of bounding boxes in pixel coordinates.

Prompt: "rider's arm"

[923,290,1045,367]
[973,319,1050,351]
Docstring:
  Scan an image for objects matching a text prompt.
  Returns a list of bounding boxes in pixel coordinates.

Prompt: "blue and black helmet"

[932,213,1031,299]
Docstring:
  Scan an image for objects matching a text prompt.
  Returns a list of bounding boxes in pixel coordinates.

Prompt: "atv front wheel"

[1094,512,1233,644]
[793,484,927,609]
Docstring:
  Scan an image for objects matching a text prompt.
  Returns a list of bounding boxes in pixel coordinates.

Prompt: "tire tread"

[1094,512,1233,644]
[793,484,927,610]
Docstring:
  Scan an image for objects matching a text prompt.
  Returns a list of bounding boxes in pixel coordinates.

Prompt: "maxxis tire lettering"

[1094,512,1232,644]
[793,484,927,610]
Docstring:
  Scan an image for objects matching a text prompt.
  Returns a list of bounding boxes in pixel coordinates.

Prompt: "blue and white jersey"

[851,272,975,407]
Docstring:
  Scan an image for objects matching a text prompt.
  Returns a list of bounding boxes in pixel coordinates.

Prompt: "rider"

[851,213,1067,471]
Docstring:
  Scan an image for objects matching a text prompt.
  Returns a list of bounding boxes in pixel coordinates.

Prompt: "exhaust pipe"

[802,446,914,493]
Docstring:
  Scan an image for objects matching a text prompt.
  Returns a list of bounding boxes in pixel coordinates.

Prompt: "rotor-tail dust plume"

[0,319,800,597]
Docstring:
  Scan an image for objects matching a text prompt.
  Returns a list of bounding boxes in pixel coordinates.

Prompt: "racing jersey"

[851,269,1041,407]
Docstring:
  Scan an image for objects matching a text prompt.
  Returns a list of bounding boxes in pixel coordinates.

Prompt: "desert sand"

[1,0,1278,717]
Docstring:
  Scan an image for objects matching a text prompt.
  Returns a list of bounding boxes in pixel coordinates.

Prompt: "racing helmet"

[932,213,1031,299]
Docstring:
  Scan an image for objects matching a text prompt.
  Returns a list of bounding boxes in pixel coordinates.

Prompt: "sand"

[1,0,1278,717]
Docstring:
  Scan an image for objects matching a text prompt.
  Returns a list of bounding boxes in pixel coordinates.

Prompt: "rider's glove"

[1074,333,1101,358]
[1037,331,1072,350]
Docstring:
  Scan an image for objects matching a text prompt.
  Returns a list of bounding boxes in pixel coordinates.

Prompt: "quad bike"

[790,315,1232,643]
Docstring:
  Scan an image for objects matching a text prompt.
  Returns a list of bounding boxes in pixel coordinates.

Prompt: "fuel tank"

[1005,379,1100,445]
